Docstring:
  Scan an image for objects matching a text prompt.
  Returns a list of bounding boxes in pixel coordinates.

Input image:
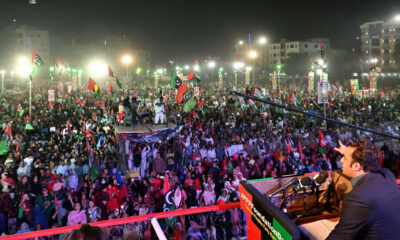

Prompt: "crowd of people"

[0,79,399,239]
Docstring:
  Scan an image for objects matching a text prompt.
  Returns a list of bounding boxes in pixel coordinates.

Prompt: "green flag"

[0,136,9,156]
[183,98,197,112]
[170,72,177,88]
[19,109,24,118]
[25,123,34,130]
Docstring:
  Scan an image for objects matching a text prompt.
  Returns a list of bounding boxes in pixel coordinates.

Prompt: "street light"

[194,65,200,72]
[0,70,5,94]
[121,54,133,84]
[395,14,400,21]
[249,50,258,59]
[233,61,244,70]
[184,65,189,70]
[239,40,244,45]
[258,37,267,44]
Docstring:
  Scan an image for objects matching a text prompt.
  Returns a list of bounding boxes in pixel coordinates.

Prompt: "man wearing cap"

[327,140,400,240]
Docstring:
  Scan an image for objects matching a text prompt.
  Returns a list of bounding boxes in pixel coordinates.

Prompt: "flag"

[183,97,197,112]
[87,78,96,91]
[67,121,71,134]
[76,99,84,106]
[175,83,188,103]
[16,141,19,152]
[0,137,9,156]
[19,109,25,118]
[170,71,177,88]
[163,173,170,194]
[299,139,304,160]
[108,67,122,88]
[187,71,200,83]
[5,124,12,142]
[318,129,326,147]
[25,123,34,130]
[224,142,229,157]
[32,51,44,66]
[116,112,125,123]
[108,83,112,94]
[163,190,177,227]
[101,101,104,109]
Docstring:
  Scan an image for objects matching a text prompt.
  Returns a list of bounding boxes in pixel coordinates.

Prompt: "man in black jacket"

[327,140,400,240]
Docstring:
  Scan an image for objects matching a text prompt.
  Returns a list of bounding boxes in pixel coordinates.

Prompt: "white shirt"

[24,157,34,167]
[56,165,69,177]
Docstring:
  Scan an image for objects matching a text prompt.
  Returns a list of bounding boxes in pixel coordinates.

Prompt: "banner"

[308,72,314,92]
[194,87,200,97]
[218,72,223,88]
[271,72,277,90]
[48,89,55,102]
[350,79,359,95]
[245,70,250,85]
[122,125,184,143]
[369,71,377,89]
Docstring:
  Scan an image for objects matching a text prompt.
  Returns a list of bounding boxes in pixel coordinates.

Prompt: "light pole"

[208,61,215,83]
[0,70,5,94]
[233,61,244,87]
[258,37,267,74]
[122,55,133,85]
[249,50,258,85]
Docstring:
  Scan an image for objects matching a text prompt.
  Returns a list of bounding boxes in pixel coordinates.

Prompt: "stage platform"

[116,123,176,134]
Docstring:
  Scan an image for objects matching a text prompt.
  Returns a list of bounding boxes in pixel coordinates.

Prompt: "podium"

[239,171,351,240]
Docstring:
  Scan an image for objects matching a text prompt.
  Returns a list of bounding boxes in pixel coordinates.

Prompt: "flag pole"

[29,79,32,117]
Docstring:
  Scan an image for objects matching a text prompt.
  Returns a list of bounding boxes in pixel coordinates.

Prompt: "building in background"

[360,17,400,71]
[268,38,330,71]
[1,24,50,66]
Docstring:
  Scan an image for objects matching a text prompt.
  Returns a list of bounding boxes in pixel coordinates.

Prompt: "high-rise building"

[360,18,400,70]
[1,25,50,65]
[269,38,330,71]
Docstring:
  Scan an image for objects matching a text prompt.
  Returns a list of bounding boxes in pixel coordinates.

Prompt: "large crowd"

[0,80,399,239]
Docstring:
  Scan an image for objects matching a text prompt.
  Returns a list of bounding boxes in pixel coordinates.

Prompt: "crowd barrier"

[0,202,240,240]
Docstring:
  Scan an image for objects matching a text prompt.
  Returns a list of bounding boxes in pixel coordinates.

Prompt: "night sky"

[1,0,400,62]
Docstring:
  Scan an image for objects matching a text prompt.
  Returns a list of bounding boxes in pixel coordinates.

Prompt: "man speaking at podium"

[327,140,400,240]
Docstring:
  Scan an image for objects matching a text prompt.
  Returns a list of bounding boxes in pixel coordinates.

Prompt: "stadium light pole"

[249,50,258,84]
[0,70,5,94]
[258,37,267,72]
[208,61,216,82]
[122,55,133,85]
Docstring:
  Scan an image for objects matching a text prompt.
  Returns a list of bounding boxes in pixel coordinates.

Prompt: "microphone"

[313,171,329,186]
[267,178,299,197]
[299,176,313,188]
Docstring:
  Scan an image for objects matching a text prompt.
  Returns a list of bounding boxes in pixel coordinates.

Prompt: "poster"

[48,89,55,102]
[350,79,359,95]
[369,71,377,89]
[194,86,200,97]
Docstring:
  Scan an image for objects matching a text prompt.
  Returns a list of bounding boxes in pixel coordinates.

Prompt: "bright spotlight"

[395,14,400,21]
[157,69,163,74]
[318,59,324,65]
[259,37,267,44]
[0,70,5,75]
[194,65,200,71]
[316,69,323,75]
[245,66,252,71]
[88,60,108,78]
[208,61,216,68]
[233,61,244,70]
[184,65,189,70]
[122,55,133,65]
[249,50,258,59]
[239,40,244,45]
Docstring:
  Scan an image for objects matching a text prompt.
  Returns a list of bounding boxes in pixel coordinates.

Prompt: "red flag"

[195,59,198,65]
[17,104,21,113]
[101,101,104,109]
[108,66,115,77]
[16,141,19,152]
[49,101,52,108]
[379,150,383,167]
[24,115,29,122]
[187,71,195,80]
[299,139,304,160]
[5,124,13,142]
[108,83,113,94]
[117,112,125,123]
[210,123,214,136]
[58,103,61,112]
[175,83,188,103]
[287,140,292,154]
[87,78,96,91]
[163,173,170,194]
[225,142,229,156]
[318,129,326,147]
[111,109,114,116]
[67,121,71,134]
[76,99,84,106]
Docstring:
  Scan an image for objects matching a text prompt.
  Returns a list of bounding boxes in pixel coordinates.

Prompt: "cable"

[231,91,400,140]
